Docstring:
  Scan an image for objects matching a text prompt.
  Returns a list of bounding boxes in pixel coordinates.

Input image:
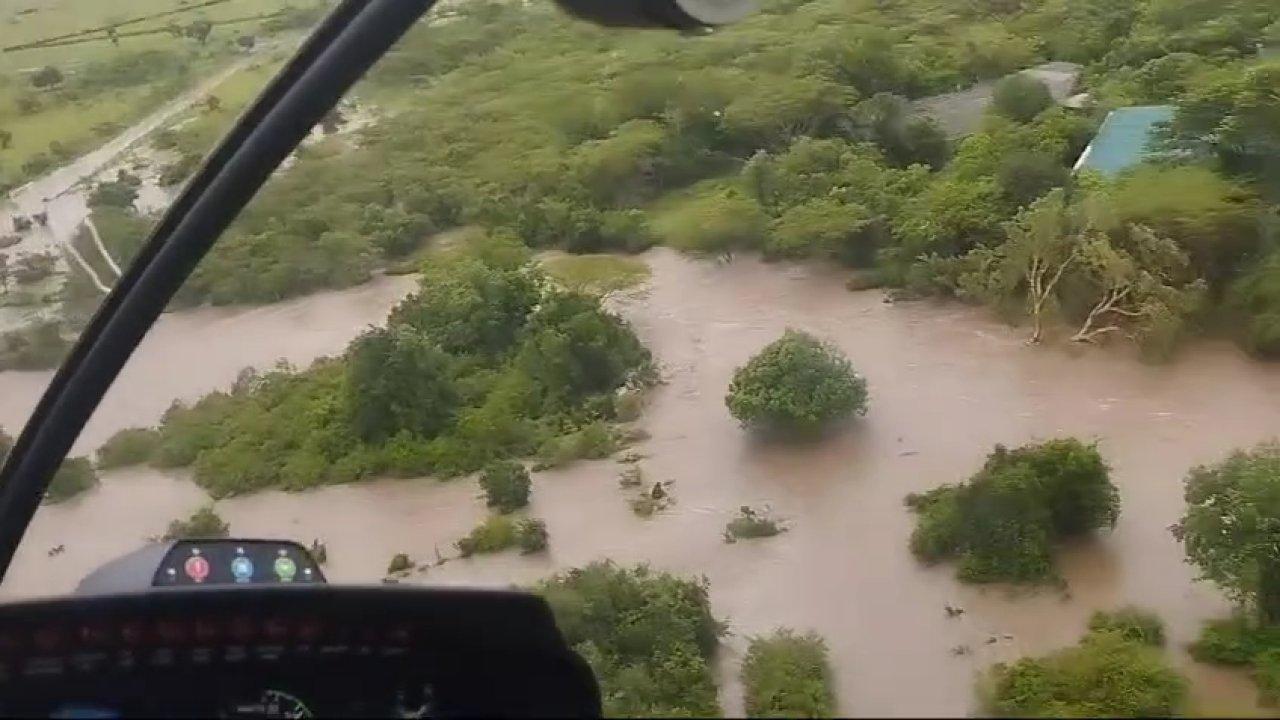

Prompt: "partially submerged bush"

[516,517,549,554]
[45,458,99,504]
[984,628,1186,717]
[1089,607,1166,647]
[455,515,517,557]
[726,330,868,433]
[164,506,230,540]
[479,460,531,513]
[387,553,413,574]
[741,629,836,718]
[724,506,786,542]
[96,428,161,469]
[907,439,1119,583]
[538,562,723,716]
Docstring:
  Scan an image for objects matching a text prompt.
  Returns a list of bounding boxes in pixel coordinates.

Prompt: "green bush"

[537,422,619,469]
[96,428,161,469]
[479,460,531,513]
[45,458,99,504]
[538,562,723,717]
[455,514,517,557]
[992,74,1055,123]
[908,439,1119,584]
[726,330,868,433]
[724,506,786,542]
[656,188,769,255]
[516,517,549,554]
[164,506,230,540]
[741,629,836,718]
[1089,607,1166,647]
[983,630,1187,717]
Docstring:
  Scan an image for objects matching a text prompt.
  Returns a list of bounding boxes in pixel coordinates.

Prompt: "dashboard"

[0,542,600,718]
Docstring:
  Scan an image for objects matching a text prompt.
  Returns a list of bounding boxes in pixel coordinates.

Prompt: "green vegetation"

[516,517,549,554]
[1178,443,1280,623]
[1178,443,1280,705]
[726,330,867,433]
[982,626,1187,717]
[97,236,652,497]
[163,505,229,540]
[741,629,836,718]
[539,562,723,717]
[44,457,98,504]
[0,426,98,503]
[724,506,786,543]
[96,428,161,470]
[541,253,651,295]
[1088,607,1166,647]
[0,0,319,192]
[455,514,517,557]
[907,439,1119,584]
[479,460,531,514]
[992,75,1055,123]
[0,320,71,372]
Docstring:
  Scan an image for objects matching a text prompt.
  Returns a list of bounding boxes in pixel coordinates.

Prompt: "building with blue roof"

[1073,106,1175,176]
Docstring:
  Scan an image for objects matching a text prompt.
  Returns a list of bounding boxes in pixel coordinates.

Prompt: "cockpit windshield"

[1,0,1279,715]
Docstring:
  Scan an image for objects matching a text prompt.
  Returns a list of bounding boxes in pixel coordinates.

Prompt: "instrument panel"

[0,585,600,718]
[152,541,324,587]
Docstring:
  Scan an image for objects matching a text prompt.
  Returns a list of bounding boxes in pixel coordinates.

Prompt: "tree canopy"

[909,439,1119,583]
[726,330,868,433]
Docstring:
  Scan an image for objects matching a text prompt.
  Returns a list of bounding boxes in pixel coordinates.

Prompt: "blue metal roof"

[1074,106,1175,176]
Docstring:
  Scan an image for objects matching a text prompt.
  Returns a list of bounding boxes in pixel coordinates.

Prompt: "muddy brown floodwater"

[2,248,1278,716]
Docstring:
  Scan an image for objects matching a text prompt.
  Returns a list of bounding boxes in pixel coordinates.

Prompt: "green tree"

[992,75,1055,123]
[46,458,99,503]
[539,562,723,717]
[164,506,230,540]
[1069,225,1205,351]
[766,198,878,264]
[726,330,868,433]
[996,151,1069,209]
[1176,443,1280,623]
[345,326,459,443]
[991,190,1083,344]
[388,242,539,357]
[984,629,1187,717]
[479,460,531,513]
[741,629,836,718]
[909,439,1119,583]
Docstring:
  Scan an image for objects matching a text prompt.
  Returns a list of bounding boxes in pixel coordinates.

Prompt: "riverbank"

[1,248,1275,715]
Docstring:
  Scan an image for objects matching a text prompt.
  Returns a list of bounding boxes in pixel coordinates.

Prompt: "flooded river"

[2,249,1277,716]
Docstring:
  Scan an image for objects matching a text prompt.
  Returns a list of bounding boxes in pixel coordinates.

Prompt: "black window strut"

[0,0,438,582]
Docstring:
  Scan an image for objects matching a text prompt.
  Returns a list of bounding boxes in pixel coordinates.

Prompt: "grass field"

[0,0,318,189]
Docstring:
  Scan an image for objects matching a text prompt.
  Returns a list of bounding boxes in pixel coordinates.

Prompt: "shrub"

[455,514,517,557]
[983,630,1187,717]
[741,629,836,718]
[656,188,768,255]
[45,458,99,503]
[1089,607,1166,647]
[164,506,230,540]
[479,460,531,513]
[516,517,549,554]
[387,553,413,574]
[907,439,1119,583]
[538,562,723,717]
[96,428,161,469]
[724,506,786,542]
[536,422,619,469]
[726,330,868,433]
[992,74,1054,123]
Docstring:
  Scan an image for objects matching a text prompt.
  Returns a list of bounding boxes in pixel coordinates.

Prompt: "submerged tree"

[1176,443,1280,624]
[726,330,868,433]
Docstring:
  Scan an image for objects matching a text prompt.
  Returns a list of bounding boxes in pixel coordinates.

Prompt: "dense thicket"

[98,234,651,496]
[741,629,836,718]
[726,330,867,433]
[0,426,98,504]
[538,563,723,717]
[983,625,1187,717]
[163,0,1278,364]
[908,439,1119,583]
